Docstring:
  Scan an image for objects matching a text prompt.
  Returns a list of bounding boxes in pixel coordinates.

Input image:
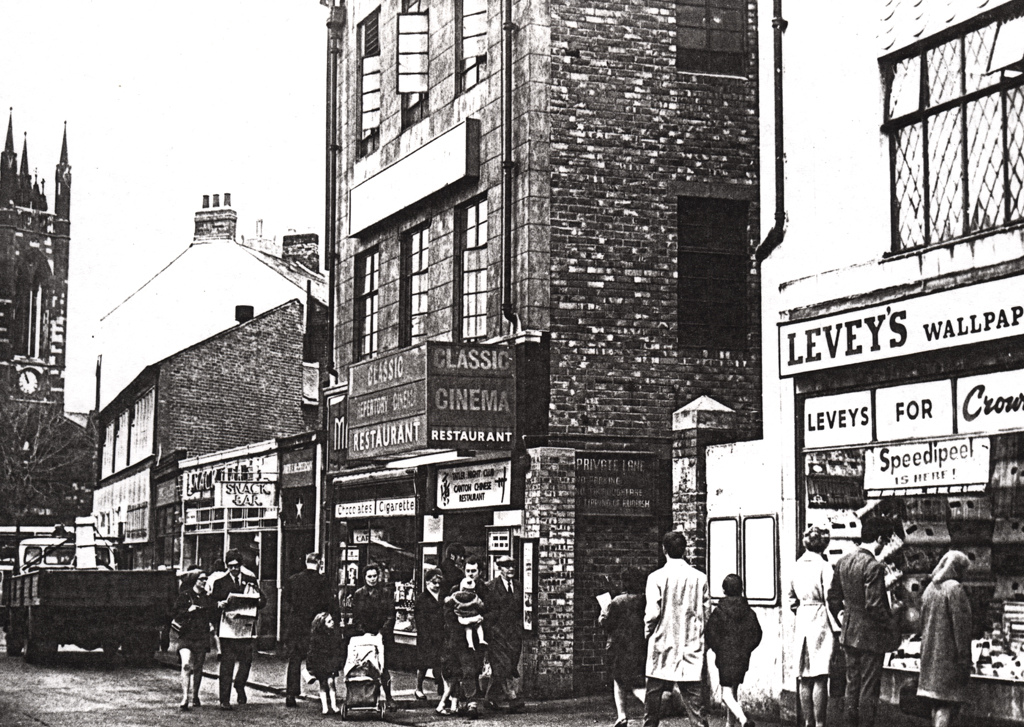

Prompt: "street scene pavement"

[0,636,930,727]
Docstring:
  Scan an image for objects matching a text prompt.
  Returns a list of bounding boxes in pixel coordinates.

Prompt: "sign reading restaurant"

[779,275,1024,376]
[347,341,515,460]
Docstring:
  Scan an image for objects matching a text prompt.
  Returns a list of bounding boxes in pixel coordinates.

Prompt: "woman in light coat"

[917,550,973,727]
[788,525,837,727]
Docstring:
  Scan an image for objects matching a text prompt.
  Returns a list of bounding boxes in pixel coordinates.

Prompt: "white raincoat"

[644,558,709,681]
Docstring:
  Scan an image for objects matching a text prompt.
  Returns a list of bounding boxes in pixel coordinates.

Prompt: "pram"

[341,633,387,720]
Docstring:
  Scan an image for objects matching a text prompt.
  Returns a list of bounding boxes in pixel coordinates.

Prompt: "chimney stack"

[235,305,254,324]
[194,192,237,242]
[282,232,321,272]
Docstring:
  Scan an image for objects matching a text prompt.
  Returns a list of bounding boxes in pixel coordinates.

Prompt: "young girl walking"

[706,574,763,727]
[308,611,346,715]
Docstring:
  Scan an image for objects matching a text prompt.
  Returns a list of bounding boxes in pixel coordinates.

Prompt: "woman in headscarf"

[787,525,837,727]
[917,550,973,727]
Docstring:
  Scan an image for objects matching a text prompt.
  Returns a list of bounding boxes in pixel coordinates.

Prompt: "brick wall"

[546,0,763,443]
[158,299,316,458]
[573,514,664,694]
[523,447,577,697]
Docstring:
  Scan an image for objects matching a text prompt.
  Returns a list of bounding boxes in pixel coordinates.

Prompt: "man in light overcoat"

[643,530,710,727]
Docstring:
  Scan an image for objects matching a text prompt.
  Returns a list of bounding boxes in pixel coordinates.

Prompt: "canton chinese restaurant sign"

[347,342,515,460]
[576,452,659,517]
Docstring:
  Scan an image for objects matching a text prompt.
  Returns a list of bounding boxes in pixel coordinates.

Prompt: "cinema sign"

[347,342,515,459]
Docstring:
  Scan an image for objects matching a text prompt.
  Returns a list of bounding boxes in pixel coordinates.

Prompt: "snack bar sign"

[779,275,1024,376]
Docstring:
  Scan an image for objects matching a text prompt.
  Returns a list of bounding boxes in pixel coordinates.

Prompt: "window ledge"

[884,220,1024,262]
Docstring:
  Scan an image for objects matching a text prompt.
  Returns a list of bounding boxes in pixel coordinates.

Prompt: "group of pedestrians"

[279,543,524,719]
[171,548,267,711]
[791,519,974,727]
[599,531,763,727]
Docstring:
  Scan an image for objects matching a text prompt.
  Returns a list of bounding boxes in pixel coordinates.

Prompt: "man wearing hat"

[484,555,525,712]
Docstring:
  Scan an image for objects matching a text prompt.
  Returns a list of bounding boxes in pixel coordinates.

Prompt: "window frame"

[676,195,750,351]
[398,1,429,129]
[400,223,431,348]
[676,0,748,76]
[455,197,489,342]
[358,9,382,158]
[354,247,381,361]
[707,514,779,606]
[882,8,1024,252]
[457,0,488,94]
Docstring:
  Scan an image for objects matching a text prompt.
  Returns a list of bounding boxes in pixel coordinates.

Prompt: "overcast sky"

[0,1,328,412]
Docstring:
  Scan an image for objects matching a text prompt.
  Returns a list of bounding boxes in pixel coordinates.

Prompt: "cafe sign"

[780,275,1024,376]
[863,437,990,496]
[348,342,515,460]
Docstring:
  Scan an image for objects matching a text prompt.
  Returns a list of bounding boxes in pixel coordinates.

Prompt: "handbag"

[898,678,933,721]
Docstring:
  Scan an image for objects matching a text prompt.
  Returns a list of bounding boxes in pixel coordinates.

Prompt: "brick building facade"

[322,0,761,696]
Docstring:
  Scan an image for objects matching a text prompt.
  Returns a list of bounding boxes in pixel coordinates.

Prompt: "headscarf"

[930,550,970,584]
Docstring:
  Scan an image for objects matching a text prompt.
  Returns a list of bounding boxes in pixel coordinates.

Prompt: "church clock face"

[18,369,39,394]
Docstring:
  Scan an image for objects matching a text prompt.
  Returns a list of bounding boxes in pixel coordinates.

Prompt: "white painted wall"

[96,240,318,408]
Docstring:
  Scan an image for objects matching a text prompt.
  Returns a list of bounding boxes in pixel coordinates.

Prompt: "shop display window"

[802,432,1024,682]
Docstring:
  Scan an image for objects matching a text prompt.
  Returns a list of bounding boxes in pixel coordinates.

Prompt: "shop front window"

[802,431,1024,680]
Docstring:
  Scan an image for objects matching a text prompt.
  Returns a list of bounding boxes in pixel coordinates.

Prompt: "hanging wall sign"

[436,461,512,510]
[863,437,990,496]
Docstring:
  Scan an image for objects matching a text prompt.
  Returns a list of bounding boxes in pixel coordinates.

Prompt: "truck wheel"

[5,634,23,656]
[24,611,57,664]
[102,640,120,661]
[122,631,156,666]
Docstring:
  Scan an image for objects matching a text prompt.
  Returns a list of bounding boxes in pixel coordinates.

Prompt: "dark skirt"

[177,633,210,654]
[717,659,750,688]
[609,642,645,686]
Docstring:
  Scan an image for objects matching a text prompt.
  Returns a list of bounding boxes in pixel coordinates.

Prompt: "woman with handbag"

[173,571,215,710]
[788,525,837,727]
[917,551,973,727]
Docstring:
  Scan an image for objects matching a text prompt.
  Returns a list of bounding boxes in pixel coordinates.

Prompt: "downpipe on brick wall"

[501,0,521,335]
[755,0,787,263]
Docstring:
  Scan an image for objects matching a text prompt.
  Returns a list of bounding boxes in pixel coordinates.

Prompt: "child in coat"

[446,577,488,649]
[308,611,345,715]
[706,574,763,727]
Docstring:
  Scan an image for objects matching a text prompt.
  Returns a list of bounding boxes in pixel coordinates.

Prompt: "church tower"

[0,112,71,405]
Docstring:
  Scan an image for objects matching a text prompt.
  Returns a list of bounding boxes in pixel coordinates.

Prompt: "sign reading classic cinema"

[347,342,515,459]
[779,275,1024,376]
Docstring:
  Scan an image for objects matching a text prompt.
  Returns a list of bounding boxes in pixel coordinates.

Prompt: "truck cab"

[18,537,117,572]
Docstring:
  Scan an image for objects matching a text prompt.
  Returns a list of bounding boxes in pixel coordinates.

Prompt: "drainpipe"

[325,2,343,378]
[501,0,519,334]
[755,0,787,263]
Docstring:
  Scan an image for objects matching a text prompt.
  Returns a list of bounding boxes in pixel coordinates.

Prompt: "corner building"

[323,0,762,696]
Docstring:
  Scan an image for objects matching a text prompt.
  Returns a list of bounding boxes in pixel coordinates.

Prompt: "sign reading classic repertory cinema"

[779,275,1024,376]
[347,341,515,459]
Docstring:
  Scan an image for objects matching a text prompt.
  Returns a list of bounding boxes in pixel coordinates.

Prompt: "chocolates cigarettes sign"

[779,275,1024,376]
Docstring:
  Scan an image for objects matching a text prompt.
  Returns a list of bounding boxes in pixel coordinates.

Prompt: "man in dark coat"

[440,542,466,597]
[827,519,898,727]
[282,552,336,707]
[484,555,525,712]
[210,549,267,710]
[351,563,398,711]
[444,574,488,719]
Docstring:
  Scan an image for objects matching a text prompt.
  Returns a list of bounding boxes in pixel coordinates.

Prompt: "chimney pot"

[224,192,231,207]
[213,194,220,208]
[235,305,254,324]
[202,195,210,209]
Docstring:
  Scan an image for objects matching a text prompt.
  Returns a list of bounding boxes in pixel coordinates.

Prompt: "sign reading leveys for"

[347,342,515,460]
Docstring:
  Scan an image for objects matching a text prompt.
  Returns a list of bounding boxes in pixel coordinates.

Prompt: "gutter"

[755,0,787,263]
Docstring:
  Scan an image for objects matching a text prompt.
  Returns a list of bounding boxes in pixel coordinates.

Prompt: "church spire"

[16,133,31,207]
[4,109,13,154]
[0,109,16,206]
[55,122,71,220]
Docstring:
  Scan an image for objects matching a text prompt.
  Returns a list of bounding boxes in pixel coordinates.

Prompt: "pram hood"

[344,633,385,680]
